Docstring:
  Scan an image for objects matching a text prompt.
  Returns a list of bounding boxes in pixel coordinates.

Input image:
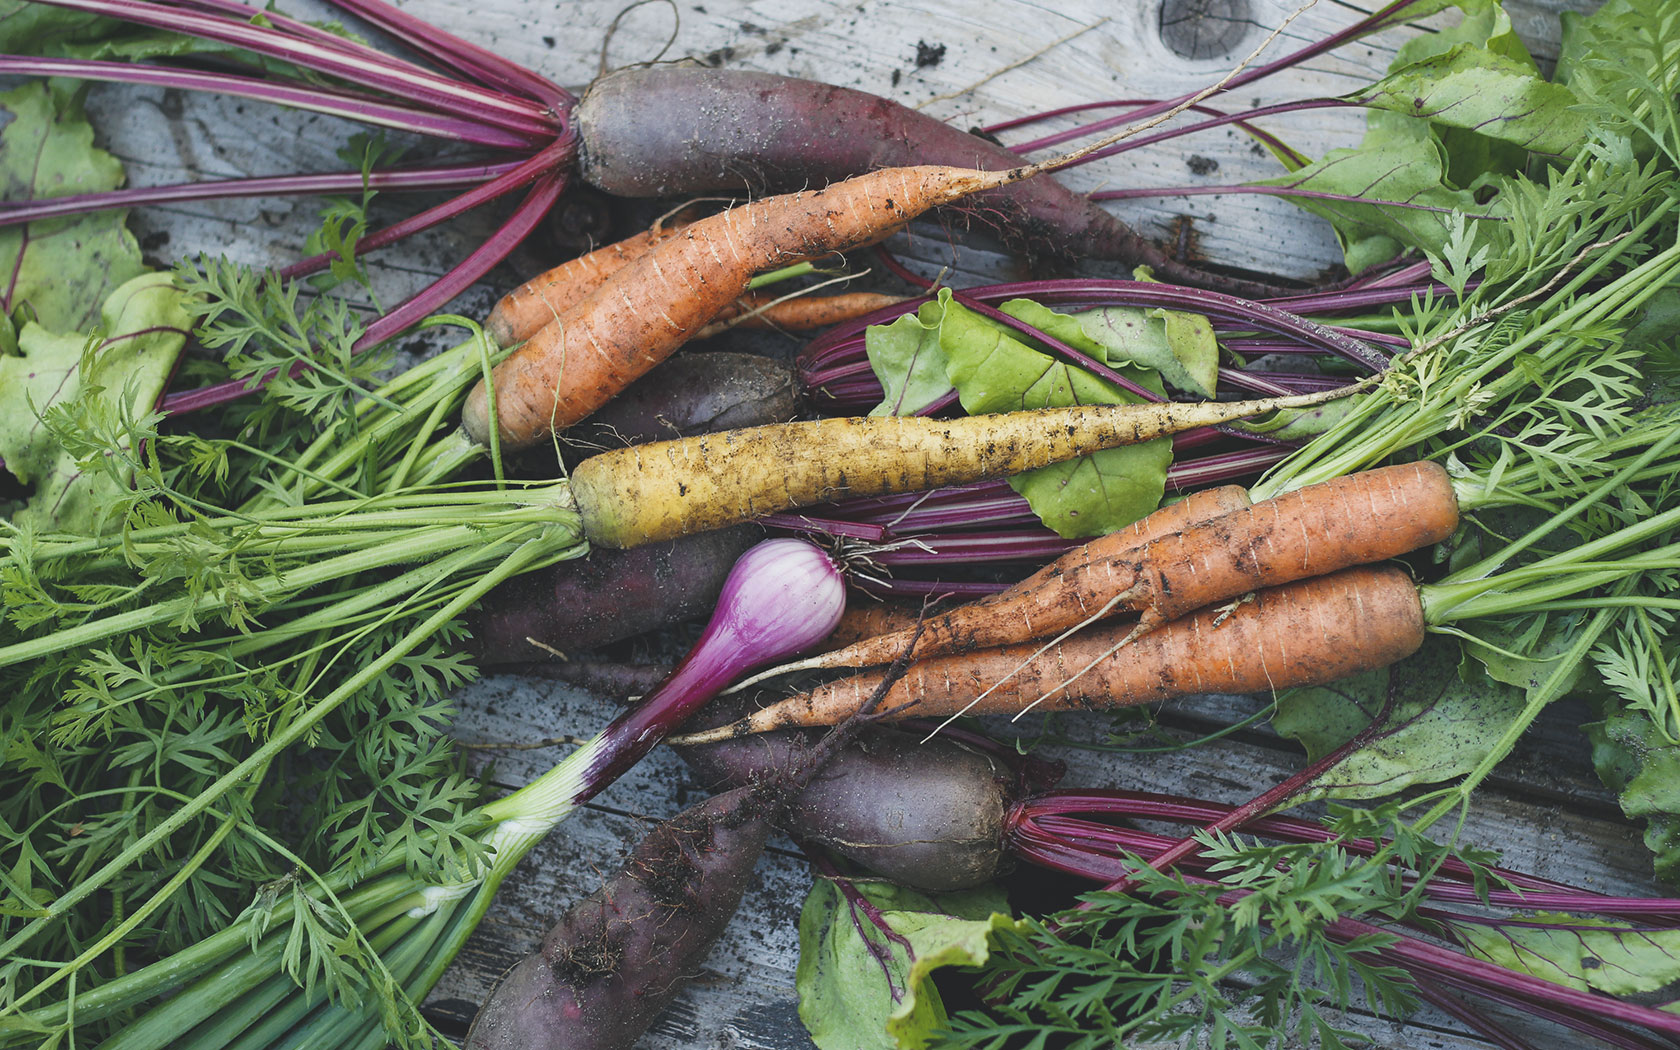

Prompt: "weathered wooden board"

[17,0,1654,1046]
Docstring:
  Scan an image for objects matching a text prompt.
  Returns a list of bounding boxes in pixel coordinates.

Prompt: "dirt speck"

[914,40,947,68]
[1186,155,1219,176]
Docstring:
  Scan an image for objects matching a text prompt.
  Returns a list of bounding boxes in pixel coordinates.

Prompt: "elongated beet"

[462,785,776,1050]
[559,352,800,465]
[464,526,759,663]
[465,586,909,1050]
[573,66,1282,295]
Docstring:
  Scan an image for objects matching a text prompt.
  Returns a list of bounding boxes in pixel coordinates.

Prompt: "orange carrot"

[742,461,1453,682]
[1012,486,1255,591]
[460,163,1030,450]
[484,212,695,347]
[693,291,910,338]
[674,564,1425,740]
[746,485,1251,680]
[1123,460,1456,636]
[822,600,934,650]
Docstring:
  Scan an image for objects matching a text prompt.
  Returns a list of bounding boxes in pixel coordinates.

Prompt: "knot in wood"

[1158,0,1252,60]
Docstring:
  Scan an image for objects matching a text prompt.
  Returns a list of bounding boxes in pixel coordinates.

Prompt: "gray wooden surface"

[38,0,1657,1046]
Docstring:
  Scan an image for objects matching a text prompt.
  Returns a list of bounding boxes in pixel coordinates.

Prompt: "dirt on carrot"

[693,290,910,338]
[1126,461,1456,635]
[821,600,936,650]
[564,391,1354,549]
[460,163,1025,450]
[485,209,697,347]
[789,484,1254,674]
[674,564,1426,739]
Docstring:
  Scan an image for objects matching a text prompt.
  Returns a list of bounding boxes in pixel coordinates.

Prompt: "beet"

[461,785,776,1050]
[557,351,800,467]
[574,66,1286,296]
[676,698,1025,892]
[464,526,759,663]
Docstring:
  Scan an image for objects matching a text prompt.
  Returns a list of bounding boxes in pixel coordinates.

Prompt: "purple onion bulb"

[698,537,849,679]
[579,539,847,795]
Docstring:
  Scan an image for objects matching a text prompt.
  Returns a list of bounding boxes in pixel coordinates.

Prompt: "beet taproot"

[573,66,1283,296]
[461,786,776,1050]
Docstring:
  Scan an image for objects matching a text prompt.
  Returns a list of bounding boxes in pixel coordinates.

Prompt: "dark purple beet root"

[574,66,1289,296]
[559,352,800,467]
[462,786,775,1050]
[464,526,759,663]
[677,711,1019,892]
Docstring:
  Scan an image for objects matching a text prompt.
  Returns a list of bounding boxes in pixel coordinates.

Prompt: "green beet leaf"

[1449,912,1680,995]
[796,878,1020,1050]
[1004,442,1171,539]
[1393,0,1534,67]
[941,294,1150,413]
[1460,611,1588,697]
[865,299,954,417]
[1349,45,1587,160]
[865,290,1174,538]
[0,272,190,534]
[1365,0,1540,187]
[939,295,1171,538]
[1256,110,1481,275]
[1589,707,1680,884]
[1256,0,1567,272]
[1000,296,1218,398]
[1274,635,1528,802]
[1,80,147,336]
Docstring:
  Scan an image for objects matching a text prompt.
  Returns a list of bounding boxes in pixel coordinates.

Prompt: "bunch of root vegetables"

[8,0,1680,1048]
